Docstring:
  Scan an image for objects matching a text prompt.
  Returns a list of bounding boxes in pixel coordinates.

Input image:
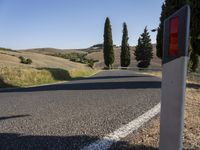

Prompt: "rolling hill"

[21,44,162,69]
[0,48,95,87]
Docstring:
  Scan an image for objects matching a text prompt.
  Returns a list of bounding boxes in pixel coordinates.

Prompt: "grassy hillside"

[22,45,161,69]
[0,49,96,87]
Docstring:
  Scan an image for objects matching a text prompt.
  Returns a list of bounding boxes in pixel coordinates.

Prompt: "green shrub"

[50,53,98,68]
[26,58,32,64]
[86,59,98,68]
[19,56,26,63]
[19,56,32,64]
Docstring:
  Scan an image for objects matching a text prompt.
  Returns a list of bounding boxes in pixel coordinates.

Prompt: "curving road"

[0,70,161,150]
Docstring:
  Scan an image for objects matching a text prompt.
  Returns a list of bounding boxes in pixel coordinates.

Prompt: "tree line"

[104,1,199,72]
[103,17,153,69]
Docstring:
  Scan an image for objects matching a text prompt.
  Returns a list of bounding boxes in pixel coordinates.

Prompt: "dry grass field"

[0,49,95,87]
[22,48,87,55]
[24,45,162,70]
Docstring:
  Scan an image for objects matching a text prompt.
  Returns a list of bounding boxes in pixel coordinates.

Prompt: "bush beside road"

[0,66,96,87]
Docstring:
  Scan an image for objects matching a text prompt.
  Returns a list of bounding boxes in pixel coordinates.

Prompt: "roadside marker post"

[159,5,190,150]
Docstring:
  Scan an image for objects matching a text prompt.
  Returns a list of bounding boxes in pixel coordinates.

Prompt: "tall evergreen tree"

[135,27,153,68]
[103,17,114,69]
[121,22,130,67]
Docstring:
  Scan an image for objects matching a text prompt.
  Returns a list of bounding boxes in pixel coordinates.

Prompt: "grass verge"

[0,66,97,88]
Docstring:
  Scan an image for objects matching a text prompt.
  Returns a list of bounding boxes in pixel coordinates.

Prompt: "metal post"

[159,5,190,150]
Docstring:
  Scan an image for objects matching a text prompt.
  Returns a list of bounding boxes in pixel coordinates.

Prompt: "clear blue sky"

[0,0,164,49]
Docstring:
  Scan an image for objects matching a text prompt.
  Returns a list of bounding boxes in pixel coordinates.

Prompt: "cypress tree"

[135,27,153,68]
[121,22,130,67]
[103,17,114,69]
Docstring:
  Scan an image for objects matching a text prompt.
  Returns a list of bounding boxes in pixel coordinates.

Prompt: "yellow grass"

[0,50,96,87]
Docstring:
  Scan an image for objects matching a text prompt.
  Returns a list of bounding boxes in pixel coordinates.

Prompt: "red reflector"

[169,16,179,57]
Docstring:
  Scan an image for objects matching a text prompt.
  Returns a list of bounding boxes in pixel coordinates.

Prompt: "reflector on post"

[169,16,179,57]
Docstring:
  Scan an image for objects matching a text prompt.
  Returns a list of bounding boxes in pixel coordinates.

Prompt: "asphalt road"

[0,70,161,150]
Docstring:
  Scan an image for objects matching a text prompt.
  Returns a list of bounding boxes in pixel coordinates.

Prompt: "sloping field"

[0,50,95,87]
[22,45,162,70]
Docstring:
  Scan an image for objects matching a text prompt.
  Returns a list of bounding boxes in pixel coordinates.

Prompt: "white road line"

[81,103,161,150]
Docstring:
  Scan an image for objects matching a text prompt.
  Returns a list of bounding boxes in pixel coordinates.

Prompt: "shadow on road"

[0,133,99,150]
[0,81,161,93]
[0,133,161,150]
[0,114,30,121]
[77,75,150,81]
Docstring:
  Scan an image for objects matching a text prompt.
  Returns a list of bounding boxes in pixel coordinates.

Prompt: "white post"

[159,5,190,150]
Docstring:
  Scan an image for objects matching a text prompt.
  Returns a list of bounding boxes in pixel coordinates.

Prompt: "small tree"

[121,22,130,68]
[135,27,153,68]
[103,17,114,69]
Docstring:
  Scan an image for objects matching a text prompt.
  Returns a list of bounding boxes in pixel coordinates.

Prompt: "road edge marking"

[81,103,161,150]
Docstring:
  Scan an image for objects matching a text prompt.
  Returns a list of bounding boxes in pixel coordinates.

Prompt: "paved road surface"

[0,70,161,150]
